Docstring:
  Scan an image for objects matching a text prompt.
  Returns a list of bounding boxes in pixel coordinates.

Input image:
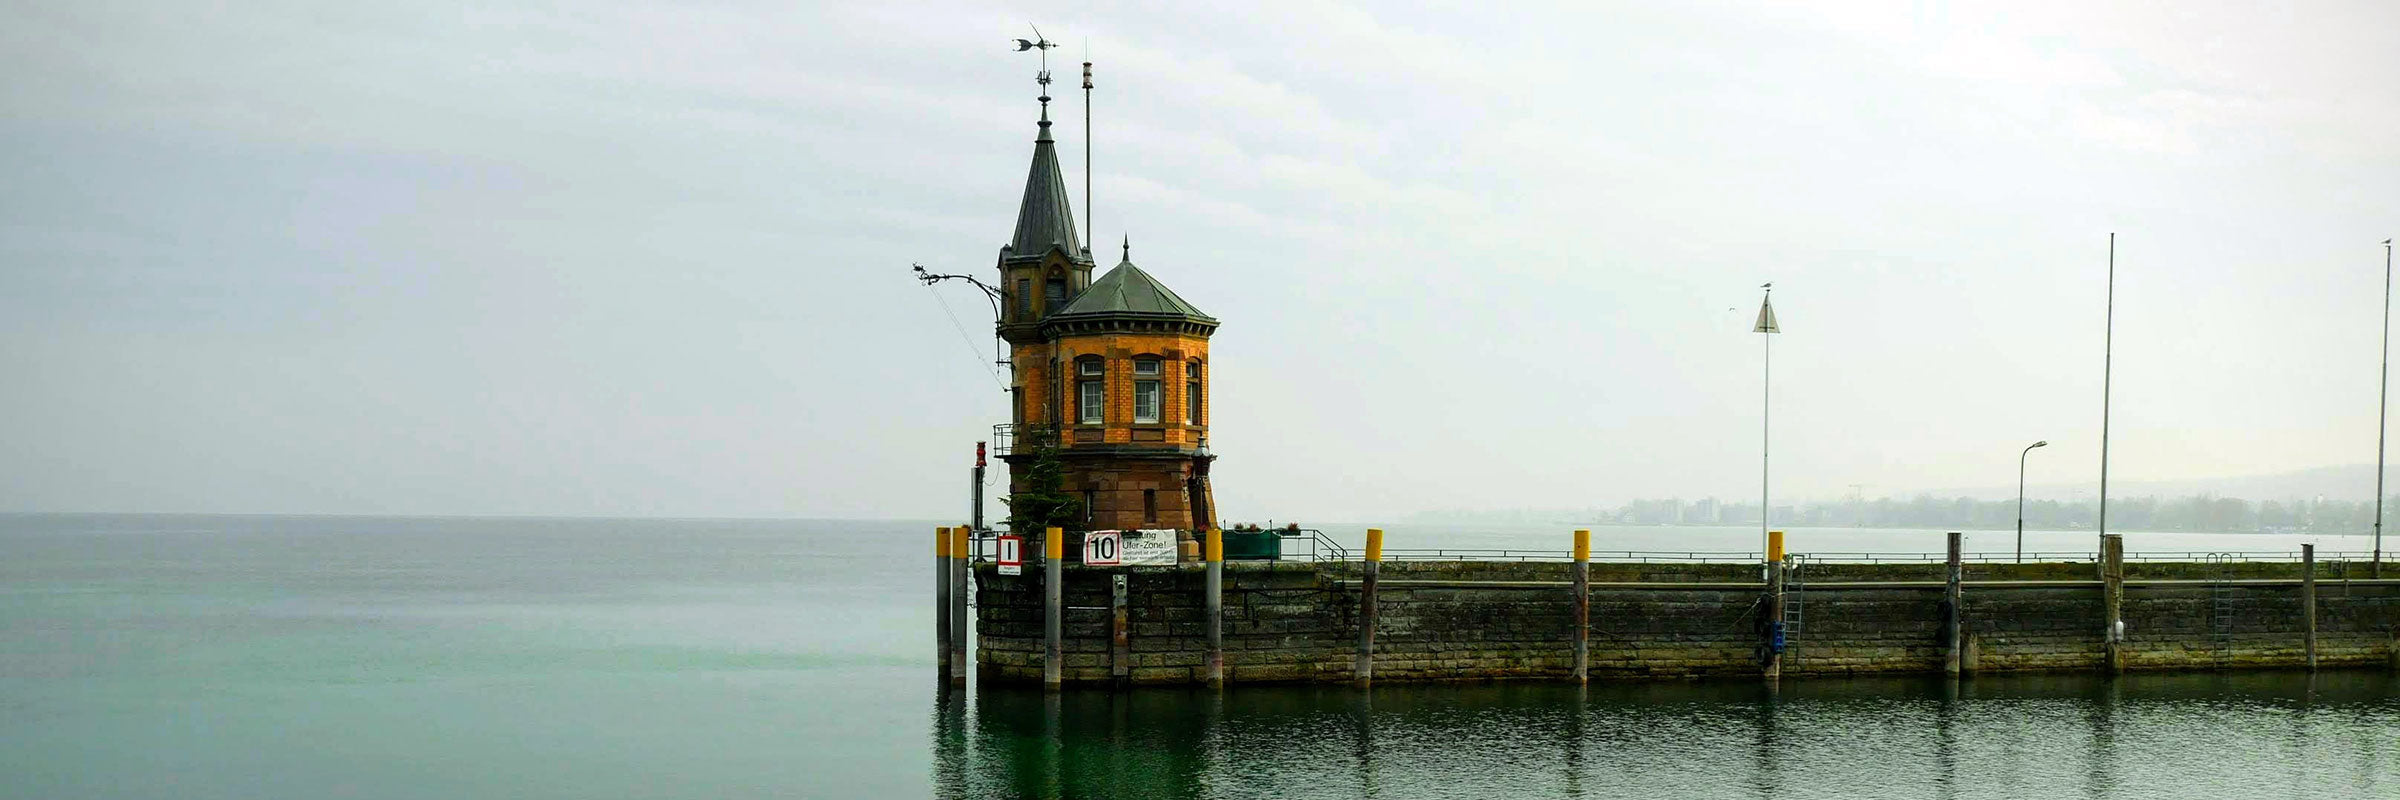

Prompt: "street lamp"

[2017,440,2049,563]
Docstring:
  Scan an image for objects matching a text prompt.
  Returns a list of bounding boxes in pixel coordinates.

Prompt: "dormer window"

[1133,359,1162,424]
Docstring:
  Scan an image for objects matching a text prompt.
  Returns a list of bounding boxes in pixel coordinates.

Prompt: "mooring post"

[2100,533,2125,675]
[951,525,969,686]
[2302,543,2317,672]
[1763,530,1785,682]
[1944,531,1963,677]
[936,526,953,679]
[1044,525,1064,689]
[1206,527,1225,687]
[1572,529,1590,684]
[1357,528,1383,688]
[1111,573,1130,680]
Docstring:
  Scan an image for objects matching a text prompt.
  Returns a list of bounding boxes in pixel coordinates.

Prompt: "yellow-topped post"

[1205,528,1225,687]
[1357,528,1384,687]
[1572,529,1591,683]
[949,524,970,685]
[935,527,953,679]
[1764,529,1787,682]
[1044,525,1064,688]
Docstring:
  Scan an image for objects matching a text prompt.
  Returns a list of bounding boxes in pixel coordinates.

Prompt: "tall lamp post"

[2017,440,2048,563]
[1753,284,1780,571]
[2379,239,2393,578]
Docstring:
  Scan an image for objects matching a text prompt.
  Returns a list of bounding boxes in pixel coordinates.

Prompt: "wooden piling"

[935,526,952,679]
[2100,534,2125,674]
[950,525,969,685]
[1044,526,1063,689]
[1572,529,1590,684]
[1356,528,1383,688]
[1206,528,1224,687]
[1944,531,1963,677]
[2302,543,2316,672]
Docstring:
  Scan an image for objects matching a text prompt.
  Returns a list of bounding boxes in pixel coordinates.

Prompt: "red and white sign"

[996,535,1023,576]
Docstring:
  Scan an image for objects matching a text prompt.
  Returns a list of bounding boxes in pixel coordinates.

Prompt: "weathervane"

[904,25,1071,372]
[1014,24,1057,93]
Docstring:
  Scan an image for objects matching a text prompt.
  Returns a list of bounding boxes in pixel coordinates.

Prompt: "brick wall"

[974,561,2400,685]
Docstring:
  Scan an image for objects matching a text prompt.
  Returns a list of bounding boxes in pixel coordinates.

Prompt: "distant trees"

[1604,493,2400,534]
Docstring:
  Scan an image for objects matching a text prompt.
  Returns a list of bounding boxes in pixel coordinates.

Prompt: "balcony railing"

[990,423,1021,457]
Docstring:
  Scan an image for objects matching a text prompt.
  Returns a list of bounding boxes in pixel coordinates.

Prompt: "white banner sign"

[1082,529,1179,567]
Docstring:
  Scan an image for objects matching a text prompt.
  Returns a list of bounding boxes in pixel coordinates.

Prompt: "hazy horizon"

[6,3,2398,521]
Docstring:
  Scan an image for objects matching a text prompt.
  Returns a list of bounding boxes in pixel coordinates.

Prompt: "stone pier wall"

[973,561,2400,685]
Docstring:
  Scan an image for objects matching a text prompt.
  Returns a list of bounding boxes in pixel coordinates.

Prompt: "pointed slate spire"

[1005,97,1085,263]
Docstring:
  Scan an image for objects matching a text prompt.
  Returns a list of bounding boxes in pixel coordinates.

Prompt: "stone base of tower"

[1008,452,1216,549]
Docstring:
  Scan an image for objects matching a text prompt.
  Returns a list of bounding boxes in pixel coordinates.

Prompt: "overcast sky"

[5,2,2398,520]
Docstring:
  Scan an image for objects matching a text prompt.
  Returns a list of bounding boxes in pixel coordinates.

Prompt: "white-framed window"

[1133,358,1161,423]
[1077,358,1105,424]
[1134,381,1160,423]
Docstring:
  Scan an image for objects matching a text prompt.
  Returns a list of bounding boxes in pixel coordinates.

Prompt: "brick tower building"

[993,87,1218,544]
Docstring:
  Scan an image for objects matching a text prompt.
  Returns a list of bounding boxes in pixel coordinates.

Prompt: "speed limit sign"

[1082,530,1122,566]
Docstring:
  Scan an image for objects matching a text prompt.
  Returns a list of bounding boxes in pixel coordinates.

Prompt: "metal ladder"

[1781,556,1806,661]
[2207,552,2235,667]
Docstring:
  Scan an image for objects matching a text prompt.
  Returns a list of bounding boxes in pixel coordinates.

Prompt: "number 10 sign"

[1082,531,1123,566]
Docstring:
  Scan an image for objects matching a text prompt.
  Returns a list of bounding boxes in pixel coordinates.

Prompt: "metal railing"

[989,423,1021,457]
[1374,548,1760,564]
[1298,547,2380,565]
[1272,528,1348,561]
[964,522,2374,567]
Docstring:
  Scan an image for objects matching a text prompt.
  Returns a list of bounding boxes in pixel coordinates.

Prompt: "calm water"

[2,514,2394,799]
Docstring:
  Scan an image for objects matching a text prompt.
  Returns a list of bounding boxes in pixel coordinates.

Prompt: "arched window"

[1076,356,1105,424]
[1044,271,1068,313]
[1133,357,1163,424]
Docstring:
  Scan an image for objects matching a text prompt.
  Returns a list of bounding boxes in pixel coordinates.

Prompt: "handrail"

[1264,528,1346,561]
[1309,547,2378,565]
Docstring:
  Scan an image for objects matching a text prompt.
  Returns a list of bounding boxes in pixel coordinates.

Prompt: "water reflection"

[934,673,2400,799]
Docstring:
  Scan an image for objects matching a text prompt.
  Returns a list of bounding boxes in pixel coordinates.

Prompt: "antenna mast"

[1083,49,1093,258]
